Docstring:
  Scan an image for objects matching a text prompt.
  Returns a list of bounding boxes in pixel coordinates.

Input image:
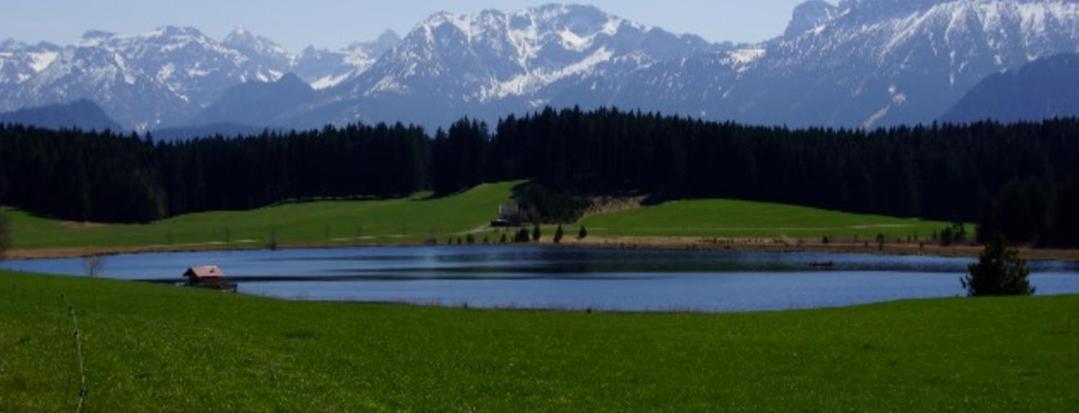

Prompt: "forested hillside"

[2,107,1078,246]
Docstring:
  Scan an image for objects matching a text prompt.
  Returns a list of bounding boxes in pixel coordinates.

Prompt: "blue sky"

[1,1,824,51]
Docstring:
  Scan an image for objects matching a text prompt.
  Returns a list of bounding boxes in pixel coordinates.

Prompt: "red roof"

[184,265,224,278]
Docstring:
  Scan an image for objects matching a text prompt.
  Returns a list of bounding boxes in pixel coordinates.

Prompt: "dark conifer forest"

[2,107,1079,246]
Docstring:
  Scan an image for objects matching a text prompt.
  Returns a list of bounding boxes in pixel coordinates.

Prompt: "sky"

[0,1,823,52]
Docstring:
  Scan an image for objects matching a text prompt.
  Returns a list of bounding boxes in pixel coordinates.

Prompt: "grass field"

[579,198,957,240]
[5,183,962,252]
[3,182,518,250]
[0,271,1075,411]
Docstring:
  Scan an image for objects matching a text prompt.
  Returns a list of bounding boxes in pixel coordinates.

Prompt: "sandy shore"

[5,235,1079,261]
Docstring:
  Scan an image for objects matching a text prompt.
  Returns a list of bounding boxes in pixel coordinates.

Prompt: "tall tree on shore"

[963,236,1034,297]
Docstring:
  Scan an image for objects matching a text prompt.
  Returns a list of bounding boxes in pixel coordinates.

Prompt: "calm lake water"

[4,246,1079,312]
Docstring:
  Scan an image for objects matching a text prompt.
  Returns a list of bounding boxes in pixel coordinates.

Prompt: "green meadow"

[3,182,518,250]
[0,272,1075,411]
[5,182,960,252]
[579,198,956,240]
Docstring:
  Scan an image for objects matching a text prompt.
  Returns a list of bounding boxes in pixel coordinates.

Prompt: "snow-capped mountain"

[292,30,401,90]
[0,40,61,99]
[0,27,397,131]
[593,0,1079,128]
[0,27,290,130]
[275,4,726,129]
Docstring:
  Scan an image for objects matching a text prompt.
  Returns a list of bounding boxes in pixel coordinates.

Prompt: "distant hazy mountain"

[0,99,121,131]
[187,73,316,127]
[941,53,1079,123]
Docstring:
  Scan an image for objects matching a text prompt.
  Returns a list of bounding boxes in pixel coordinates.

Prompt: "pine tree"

[554,225,564,244]
[962,235,1034,296]
[515,228,531,243]
[578,226,588,240]
[532,224,541,242]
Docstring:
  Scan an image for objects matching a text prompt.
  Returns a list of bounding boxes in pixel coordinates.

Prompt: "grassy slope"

[579,198,956,239]
[0,272,1075,412]
[5,182,518,250]
[6,183,963,251]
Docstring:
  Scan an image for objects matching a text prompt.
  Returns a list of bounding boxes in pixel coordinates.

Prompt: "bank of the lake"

[8,235,1079,262]
[1,270,1076,411]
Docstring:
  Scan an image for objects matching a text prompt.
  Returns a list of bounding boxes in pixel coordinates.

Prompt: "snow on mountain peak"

[224,27,290,58]
[356,4,691,103]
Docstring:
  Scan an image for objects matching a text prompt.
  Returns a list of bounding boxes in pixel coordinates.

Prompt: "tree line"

[2,107,1079,246]
[0,123,428,222]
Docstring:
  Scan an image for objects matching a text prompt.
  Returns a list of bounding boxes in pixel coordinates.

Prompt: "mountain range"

[2,0,1079,134]
[941,52,1079,123]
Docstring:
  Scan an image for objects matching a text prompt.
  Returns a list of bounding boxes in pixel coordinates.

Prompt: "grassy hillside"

[5,183,964,252]
[578,198,957,240]
[1,271,1075,411]
[4,182,518,250]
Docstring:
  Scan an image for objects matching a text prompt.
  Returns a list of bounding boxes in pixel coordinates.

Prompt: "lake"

[4,246,1079,312]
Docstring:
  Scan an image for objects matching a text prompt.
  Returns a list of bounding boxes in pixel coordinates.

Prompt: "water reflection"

[3,246,1078,312]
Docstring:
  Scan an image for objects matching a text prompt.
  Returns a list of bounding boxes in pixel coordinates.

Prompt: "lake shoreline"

[7,235,1079,261]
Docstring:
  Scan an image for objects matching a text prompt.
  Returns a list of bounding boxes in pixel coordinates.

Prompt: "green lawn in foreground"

[4,182,518,250]
[579,198,958,240]
[0,272,1075,411]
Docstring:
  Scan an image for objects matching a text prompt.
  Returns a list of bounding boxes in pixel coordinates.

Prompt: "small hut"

[182,266,234,291]
[491,202,526,227]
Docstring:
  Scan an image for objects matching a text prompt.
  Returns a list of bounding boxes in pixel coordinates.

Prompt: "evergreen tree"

[532,224,541,242]
[962,235,1034,297]
[554,225,564,244]
[578,226,588,240]
[0,210,10,259]
[515,228,531,243]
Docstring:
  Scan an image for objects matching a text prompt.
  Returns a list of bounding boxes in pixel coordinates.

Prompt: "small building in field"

[492,202,526,227]
[182,266,234,291]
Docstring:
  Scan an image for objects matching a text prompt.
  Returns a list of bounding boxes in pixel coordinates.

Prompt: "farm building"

[182,265,234,291]
[184,265,224,281]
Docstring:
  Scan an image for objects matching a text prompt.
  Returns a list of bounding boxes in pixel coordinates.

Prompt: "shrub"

[962,235,1034,297]
[578,226,588,240]
[554,225,564,244]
